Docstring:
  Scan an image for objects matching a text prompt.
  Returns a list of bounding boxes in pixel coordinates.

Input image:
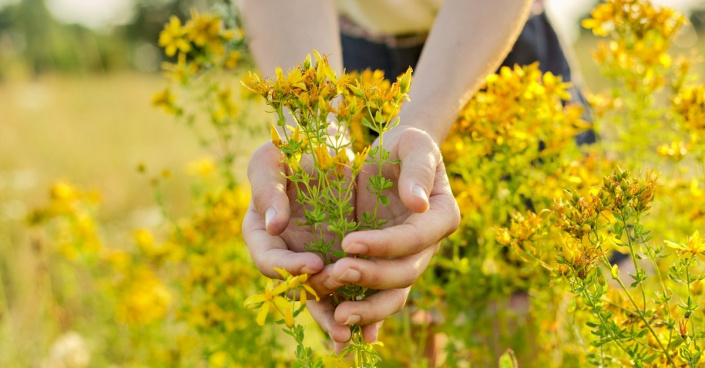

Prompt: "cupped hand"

[307,126,461,351]
[243,127,460,353]
[241,142,327,279]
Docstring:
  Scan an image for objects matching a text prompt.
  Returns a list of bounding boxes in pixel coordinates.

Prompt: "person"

[238,0,542,352]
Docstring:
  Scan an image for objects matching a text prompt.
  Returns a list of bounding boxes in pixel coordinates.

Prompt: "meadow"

[3,1,705,367]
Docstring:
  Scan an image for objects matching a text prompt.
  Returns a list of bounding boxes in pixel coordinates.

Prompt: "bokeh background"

[2,0,704,220]
[1,0,705,366]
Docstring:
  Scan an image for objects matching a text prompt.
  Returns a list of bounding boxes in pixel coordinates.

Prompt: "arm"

[239,0,342,76]
[400,0,533,143]
[238,0,532,350]
[307,0,533,345]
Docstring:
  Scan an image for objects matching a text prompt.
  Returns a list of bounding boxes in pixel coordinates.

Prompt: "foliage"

[242,49,412,366]
[10,0,705,367]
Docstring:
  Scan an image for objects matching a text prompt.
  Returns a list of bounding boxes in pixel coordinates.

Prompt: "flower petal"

[256,303,270,326]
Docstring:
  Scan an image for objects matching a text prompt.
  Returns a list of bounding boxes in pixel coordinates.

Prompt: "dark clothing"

[340,12,596,145]
[341,13,565,83]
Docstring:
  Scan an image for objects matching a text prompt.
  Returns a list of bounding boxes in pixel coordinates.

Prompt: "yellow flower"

[151,88,178,115]
[396,67,413,95]
[241,71,270,96]
[158,16,192,57]
[223,50,241,69]
[333,149,350,177]
[665,230,705,258]
[243,279,290,326]
[115,267,172,325]
[273,267,319,305]
[352,147,369,173]
[50,181,79,202]
[270,125,282,148]
[185,157,216,177]
[656,141,687,161]
[185,10,221,47]
[313,144,333,171]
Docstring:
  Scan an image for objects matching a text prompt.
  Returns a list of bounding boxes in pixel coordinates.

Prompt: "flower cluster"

[152,10,250,188]
[157,10,241,74]
[583,0,693,166]
[429,62,599,366]
[498,166,705,366]
[243,269,322,365]
[243,50,412,367]
[24,1,705,367]
[441,62,590,277]
[672,86,705,135]
[447,63,586,160]
[583,0,686,93]
[27,182,175,328]
[27,181,102,260]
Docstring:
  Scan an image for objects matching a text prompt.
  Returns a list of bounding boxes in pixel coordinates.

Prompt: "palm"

[278,174,355,257]
[355,129,422,231]
[356,159,410,230]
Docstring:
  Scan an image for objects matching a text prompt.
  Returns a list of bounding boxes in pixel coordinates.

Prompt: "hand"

[307,127,461,351]
[242,140,359,349]
[241,142,327,279]
[243,128,460,353]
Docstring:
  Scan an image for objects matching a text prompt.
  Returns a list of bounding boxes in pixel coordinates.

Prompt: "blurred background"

[0,0,704,365]
[0,0,704,215]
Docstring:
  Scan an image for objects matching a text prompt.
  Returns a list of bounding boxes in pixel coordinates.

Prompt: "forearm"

[399,0,533,144]
[238,0,343,76]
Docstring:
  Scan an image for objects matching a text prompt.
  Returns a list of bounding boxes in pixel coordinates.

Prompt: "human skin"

[239,0,532,351]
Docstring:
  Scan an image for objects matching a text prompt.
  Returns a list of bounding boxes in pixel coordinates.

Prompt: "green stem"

[685,257,699,352]
[601,255,675,366]
[621,216,648,311]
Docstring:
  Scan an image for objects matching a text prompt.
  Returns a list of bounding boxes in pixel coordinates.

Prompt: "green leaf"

[382,178,394,190]
[329,249,346,258]
[361,116,374,130]
[499,349,518,368]
[375,109,384,124]
[380,195,390,206]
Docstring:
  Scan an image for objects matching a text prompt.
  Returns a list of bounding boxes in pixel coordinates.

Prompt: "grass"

[0,30,703,365]
[1,72,210,218]
[0,70,265,366]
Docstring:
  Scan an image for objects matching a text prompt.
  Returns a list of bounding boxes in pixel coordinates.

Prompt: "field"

[3,2,705,367]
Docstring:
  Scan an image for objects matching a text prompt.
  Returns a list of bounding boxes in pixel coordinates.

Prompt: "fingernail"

[339,268,361,283]
[343,314,361,325]
[265,207,276,230]
[344,243,368,255]
[412,184,429,204]
[301,265,316,275]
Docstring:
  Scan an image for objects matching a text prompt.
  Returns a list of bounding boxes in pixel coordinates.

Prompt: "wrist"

[396,107,449,145]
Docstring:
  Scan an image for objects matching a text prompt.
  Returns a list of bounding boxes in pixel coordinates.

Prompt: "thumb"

[395,128,440,213]
[247,142,291,235]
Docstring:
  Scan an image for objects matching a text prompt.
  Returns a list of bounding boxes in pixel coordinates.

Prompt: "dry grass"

[1,72,212,218]
[0,71,265,366]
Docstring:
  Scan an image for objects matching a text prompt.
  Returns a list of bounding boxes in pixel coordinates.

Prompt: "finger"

[342,186,459,257]
[334,288,410,326]
[395,128,441,213]
[242,204,324,278]
[362,321,383,343]
[311,246,436,294]
[333,341,347,355]
[306,298,351,344]
[247,142,290,235]
[308,264,339,296]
